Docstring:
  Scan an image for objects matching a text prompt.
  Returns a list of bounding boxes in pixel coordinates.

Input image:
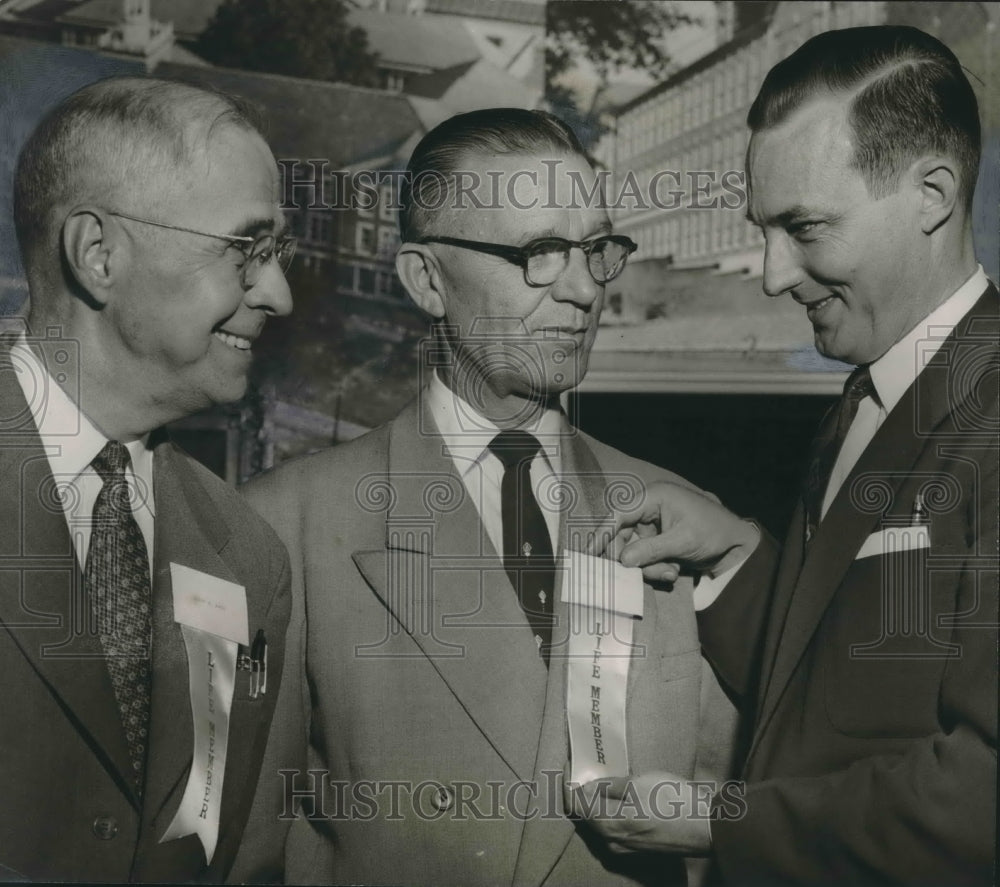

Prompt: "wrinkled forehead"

[442,149,610,238]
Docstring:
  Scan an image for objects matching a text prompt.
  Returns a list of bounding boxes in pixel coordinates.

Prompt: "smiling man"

[235,109,740,886]
[0,77,294,881]
[570,26,997,886]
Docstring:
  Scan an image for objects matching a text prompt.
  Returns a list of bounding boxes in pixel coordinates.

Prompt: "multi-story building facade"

[589,1,996,397]
[612,1,886,277]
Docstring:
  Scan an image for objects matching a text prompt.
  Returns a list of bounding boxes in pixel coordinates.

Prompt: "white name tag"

[170,563,249,645]
[560,549,644,617]
[856,526,930,560]
[161,564,247,864]
[562,550,643,787]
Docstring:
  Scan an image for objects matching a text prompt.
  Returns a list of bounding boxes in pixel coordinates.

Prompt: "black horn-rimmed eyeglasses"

[417,234,637,287]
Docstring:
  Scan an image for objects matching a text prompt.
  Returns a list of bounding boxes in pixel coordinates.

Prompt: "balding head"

[13,76,265,274]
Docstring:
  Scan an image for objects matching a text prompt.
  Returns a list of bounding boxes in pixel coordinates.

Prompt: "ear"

[61,207,117,304]
[910,156,960,235]
[395,243,446,319]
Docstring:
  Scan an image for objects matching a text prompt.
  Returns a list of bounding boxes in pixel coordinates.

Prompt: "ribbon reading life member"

[160,563,249,863]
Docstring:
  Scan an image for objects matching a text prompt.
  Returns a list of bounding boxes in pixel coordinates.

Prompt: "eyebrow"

[518,221,614,245]
[588,220,614,238]
[230,216,279,239]
[744,205,819,227]
[517,227,560,245]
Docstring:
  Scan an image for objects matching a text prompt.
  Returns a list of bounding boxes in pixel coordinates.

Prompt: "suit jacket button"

[92,815,119,840]
[431,785,454,812]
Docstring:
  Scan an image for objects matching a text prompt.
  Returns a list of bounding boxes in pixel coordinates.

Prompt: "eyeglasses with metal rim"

[417,234,638,287]
[108,211,297,289]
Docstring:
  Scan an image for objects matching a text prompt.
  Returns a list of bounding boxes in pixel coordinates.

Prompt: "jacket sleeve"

[696,531,781,707]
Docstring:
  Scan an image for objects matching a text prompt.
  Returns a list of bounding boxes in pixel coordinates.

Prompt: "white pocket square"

[855,526,930,560]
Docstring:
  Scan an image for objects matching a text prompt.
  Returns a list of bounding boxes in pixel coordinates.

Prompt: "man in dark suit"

[0,77,294,881]
[571,26,997,885]
[233,109,740,886]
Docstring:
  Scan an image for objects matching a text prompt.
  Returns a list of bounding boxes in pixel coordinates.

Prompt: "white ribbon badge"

[160,564,249,864]
[561,549,643,786]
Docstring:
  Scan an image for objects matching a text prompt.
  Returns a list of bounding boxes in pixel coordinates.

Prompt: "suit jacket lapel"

[351,400,549,785]
[142,438,238,837]
[0,356,136,801]
[753,285,998,746]
[513,423,617,887]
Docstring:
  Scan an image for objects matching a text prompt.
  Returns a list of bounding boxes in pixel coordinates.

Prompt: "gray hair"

[13,76,265,264]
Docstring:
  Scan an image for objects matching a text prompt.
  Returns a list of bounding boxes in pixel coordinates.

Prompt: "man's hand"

[565,772,713,855]
[587,481,758,583]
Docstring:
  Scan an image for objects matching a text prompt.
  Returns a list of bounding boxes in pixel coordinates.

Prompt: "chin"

[814,331,852,365]
[208,377,250,407]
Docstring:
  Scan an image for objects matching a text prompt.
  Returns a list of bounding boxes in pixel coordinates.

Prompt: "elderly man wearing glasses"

[235,108,739,887]
[0,76,294,882]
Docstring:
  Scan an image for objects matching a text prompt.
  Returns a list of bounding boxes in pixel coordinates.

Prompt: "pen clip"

[249,628,267,700]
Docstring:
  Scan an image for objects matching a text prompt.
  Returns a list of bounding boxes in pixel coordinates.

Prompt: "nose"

[245,258,293,317]
[550,245,602,309]
[761,231,805,299]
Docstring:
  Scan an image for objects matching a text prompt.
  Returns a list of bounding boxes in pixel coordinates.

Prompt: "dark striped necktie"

[489,430,555,664]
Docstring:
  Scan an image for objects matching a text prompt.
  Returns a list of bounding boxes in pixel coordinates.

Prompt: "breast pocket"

[659,648,703,683]
[820,551,955,738]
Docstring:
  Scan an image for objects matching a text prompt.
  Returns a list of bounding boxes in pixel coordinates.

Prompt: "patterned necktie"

[803,366,876,544]
[85,440,153,795]
[488,430,555,664]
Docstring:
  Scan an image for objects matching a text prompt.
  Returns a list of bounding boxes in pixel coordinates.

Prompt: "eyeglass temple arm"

[418,236,528,267]
[108,211,257,246]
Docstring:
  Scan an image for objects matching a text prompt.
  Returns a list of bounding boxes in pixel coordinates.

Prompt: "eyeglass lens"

[241,235,297,287]
[524,237,631,286]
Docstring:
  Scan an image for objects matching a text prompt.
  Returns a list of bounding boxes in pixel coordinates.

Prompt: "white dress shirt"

[426,372,737,610]
[822,265,990,515]
[11,334,156,572]
[425,370,563,555]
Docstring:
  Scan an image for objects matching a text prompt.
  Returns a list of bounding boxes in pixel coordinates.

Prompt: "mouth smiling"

[213,329,255,351]
[797,294,838,321]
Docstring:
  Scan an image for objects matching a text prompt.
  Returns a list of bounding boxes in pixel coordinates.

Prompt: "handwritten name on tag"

[560,549,644,618]
[170,563,249,646]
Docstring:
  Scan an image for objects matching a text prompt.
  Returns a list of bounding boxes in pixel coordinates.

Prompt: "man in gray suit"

[236,108,739,886]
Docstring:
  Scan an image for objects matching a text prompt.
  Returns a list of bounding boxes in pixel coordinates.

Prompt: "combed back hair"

[748,26,981,206]
[13,76,265,264]
[398,108,588,242]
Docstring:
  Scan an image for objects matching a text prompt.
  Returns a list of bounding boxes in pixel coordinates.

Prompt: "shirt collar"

[11,333,155,510]
[869,266,989,415]
[425,370,564,477]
